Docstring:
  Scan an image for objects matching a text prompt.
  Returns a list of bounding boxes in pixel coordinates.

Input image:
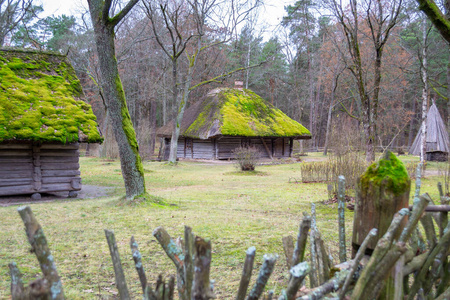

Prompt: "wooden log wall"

[167,136,294,160]
[0,142,81,196]
[178,138,186,158]
[217,137,241,159]
[192,139,214,159]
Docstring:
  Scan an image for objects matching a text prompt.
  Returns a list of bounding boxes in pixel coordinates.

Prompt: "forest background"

[1,0,447,159]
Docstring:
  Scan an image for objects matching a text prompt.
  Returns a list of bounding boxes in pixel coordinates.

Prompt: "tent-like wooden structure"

[409,102,450,161]
[157,88,311,160]
[0,48,102,198]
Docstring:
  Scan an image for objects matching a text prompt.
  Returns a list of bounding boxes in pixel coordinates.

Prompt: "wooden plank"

[0,156,32,163]
[40,156,79,163]
[0,163,32,171]
[0,178,33,187]
[0,143,32,149]
[42,169,81,177]
[40,182,79,192]
[408,205,450,212]
[0,184,35,196]
[40,143,79,150]
[41,163,80,170]
[42,176,78,184]
[0,150,32,156]
[40,149,79,157]
[0,171,33,179]
[260,137,273,160]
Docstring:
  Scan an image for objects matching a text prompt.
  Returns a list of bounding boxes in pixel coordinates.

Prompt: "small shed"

[0,48,102,198]
[409,102,450,161]
[157,88,311,160]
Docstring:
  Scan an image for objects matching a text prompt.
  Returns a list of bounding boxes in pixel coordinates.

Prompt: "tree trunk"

[168,42,200,164]
[323,74,338,156]
[447,46,450,134]
[149,100,157,157]
[408,98,416,148]
[420,18,429,164]
[88,0,146,200]
[168,58,180,164]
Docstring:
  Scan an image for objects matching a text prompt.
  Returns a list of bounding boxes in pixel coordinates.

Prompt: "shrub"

[233,146,260,171]
[300,161,333,183]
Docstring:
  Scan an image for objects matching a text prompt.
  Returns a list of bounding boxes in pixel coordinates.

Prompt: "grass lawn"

[0,154,445,299]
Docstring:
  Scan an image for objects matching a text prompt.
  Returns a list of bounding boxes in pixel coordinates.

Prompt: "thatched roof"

[157,88,311,139]
[0,48,102,144]
[409,102,450,155]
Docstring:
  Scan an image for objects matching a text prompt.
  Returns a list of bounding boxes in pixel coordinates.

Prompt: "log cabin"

[157,88,311,160]
[0,48,102,198]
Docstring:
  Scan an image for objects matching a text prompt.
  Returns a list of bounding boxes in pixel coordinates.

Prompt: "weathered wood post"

[351,151,410,299]
[352,151,410,255]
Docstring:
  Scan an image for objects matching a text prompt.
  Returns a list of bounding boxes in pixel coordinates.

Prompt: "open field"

[0,154,445,299]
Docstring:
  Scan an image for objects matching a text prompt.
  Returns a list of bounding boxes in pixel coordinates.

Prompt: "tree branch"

[110,0,139,27]
[417,0,450,44]
[189,62,266,91]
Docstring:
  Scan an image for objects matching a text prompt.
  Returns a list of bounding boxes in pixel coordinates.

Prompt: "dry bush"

[301,161,333,183]
[405,162,419,179]
[300,120,367,194]
[99,121,119,159]
[438,159,450,195]
[328,120,366,196]
[233,146,260,171]
[137,118,157,159]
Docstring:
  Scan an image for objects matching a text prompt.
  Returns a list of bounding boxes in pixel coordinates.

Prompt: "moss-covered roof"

[0,48,102,143]
[157,88,311,139]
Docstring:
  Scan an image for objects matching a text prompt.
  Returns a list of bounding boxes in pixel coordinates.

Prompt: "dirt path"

[0,185,115,207]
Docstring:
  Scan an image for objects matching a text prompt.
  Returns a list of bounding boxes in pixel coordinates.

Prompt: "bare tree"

[87,0,146,200]
[326,0,403,162]
[0,0,38,46]
[143,0,262,164]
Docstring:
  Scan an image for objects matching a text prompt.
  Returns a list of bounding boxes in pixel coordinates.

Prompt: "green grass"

[0,155,445,299]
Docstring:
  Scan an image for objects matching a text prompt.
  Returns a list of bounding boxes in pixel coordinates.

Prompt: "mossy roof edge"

[0,48,103,144]
[159,88,311,140]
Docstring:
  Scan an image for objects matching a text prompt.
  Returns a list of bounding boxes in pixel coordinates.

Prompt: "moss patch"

[0,48,102,143]
[183,88,311,138]
[360,152,410,196]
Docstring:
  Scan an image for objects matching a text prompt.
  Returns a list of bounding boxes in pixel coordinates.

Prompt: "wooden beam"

[40,150,79,157]
[260,138,273,160]
[40,143,79,150]
[40,182,80,192]
[0,178,33,187]
[0,150,32,156]
[33,143,42,191]
[0,143,32,149]
[40,163,80,170]
[40,156,79,163]
[409,205,450,212]
[0,184,35,196]
[42,170,81,177]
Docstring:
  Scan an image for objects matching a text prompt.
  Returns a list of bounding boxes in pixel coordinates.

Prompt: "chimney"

[234,80,244,90]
